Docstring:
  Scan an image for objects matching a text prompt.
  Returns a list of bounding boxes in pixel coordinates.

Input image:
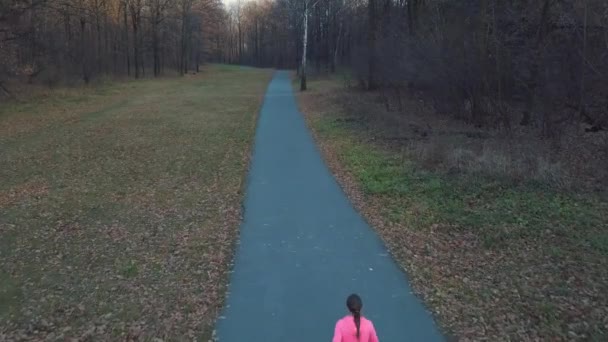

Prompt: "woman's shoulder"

[336,315,375,328]
[336,315,351,324]
[361,316,375,327]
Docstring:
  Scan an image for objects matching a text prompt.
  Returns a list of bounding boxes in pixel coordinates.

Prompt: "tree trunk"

[314,4,321,72]
[238,23,242,63]
[132,13,139,79]
[123,1,130,76]
[80,18,90,83]
[180,13,187,75]
[367,0,377,89]
[578,0,588,120]
[300,2,309,91]
[104,14,110,73]
[255,19,259,66]
[153,17,160,77]
[131,7,140,78]
[406,0,414,35]
[332,16,342,73]
[196,50,200,72]
[95,6,102,73]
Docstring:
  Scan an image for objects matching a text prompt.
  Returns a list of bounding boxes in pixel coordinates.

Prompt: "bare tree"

[300,0,310,90]
[150,0,171,76]
[0,0,226,88]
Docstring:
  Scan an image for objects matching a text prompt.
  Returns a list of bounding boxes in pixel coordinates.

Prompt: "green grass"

[315,114,608,252]
[299,74,608,340]
[0,272,21,318]
[0,65,272,339]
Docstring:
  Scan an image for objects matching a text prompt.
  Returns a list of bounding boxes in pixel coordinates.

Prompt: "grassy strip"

[297,75,608,340]
[0,65,273,340]
[317,116,607,250]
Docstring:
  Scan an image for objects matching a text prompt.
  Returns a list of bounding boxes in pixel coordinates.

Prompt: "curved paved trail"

[216,71,443,341]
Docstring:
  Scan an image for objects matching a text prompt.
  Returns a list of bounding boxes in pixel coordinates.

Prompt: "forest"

[1,0,225,86]
[2,0,608,340]
[228,0,608,136]
[3,0,607,142]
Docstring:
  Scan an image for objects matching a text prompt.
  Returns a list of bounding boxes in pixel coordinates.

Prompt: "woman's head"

[346,293,362,314]
[346,294,363,338]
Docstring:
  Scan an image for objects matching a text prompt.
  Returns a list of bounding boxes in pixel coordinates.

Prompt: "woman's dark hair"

[346,294,363,338]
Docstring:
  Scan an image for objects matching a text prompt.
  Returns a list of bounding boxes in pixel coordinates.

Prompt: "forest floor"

[296,74,608,341]
[0,65,272,340]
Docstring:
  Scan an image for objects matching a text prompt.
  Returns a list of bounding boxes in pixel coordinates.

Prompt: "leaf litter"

[0,66,273,340]
[296,76,608,341]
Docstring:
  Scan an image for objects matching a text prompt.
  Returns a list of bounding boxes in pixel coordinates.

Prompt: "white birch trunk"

[300,1,308,91]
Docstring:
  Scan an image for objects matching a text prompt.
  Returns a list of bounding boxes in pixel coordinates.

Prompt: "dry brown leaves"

[296,79,608,341]
[0,67,274,341]
[0,178,49,208]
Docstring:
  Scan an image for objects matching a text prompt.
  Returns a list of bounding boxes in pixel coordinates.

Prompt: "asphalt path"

[215,71,443,342]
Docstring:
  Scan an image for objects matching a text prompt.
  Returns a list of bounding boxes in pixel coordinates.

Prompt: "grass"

[313,101,607,251]
[297,75,608,340]
[0,65,273,340]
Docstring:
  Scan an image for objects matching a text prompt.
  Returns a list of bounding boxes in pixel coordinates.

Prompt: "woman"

[332,294,379,342]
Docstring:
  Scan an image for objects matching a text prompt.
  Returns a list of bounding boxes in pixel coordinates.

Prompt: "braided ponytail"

[346,294,363,339]
[353,309,361,338]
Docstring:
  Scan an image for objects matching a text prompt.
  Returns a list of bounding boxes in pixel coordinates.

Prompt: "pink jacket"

[332,315,379,342]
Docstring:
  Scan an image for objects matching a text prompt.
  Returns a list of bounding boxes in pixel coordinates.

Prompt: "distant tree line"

[3,0,607,134]
[225,0,607,133]
[0,0,225,89]
[217,0,301,68]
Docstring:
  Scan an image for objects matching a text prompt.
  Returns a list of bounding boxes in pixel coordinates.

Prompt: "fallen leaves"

[0,66,273,340]
[0,178,48,208]
[297,77,608,341]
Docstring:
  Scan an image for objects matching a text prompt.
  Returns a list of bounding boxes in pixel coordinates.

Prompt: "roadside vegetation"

[297,74,608,341]
[0,65,272,340]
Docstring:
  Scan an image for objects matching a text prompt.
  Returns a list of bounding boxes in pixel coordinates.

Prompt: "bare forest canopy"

[0,0,226,86]
[2,0,607,133]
